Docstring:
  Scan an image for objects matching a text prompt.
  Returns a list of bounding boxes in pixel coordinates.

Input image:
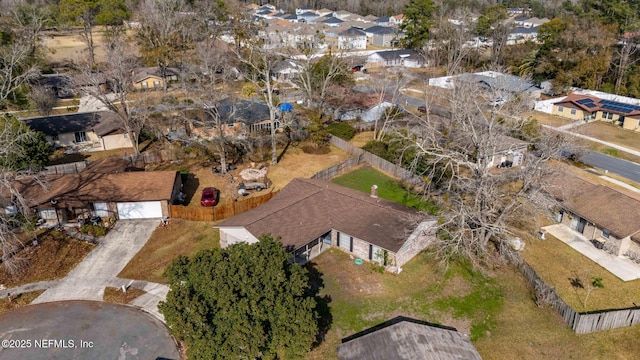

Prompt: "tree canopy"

[0,115,51,171]
[159,236,320,360]
[400,0,436,50]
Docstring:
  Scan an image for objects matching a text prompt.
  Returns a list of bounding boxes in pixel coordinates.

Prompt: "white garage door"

[116,201,163,219]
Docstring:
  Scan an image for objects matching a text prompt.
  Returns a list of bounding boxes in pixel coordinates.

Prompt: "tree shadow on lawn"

[305,261,333,347]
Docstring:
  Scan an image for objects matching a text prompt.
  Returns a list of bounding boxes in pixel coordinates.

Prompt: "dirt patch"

[118,219,218,283]
[531,111,575,128]
[350,131,374,148]
[103,286,146,305]
[438,313,472,335]
[0,229,95,287]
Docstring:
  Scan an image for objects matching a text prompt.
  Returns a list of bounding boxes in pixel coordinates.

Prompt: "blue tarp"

[279,102,293,112]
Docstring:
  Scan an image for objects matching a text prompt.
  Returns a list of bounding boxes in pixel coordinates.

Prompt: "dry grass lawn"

[530,111,576,128]
[0,291,45,314]
[103,286,146,305]
[118,219,219,284]
[522,235,640,311]
[350,131,374,148]
[0,230,95,287]
[306,247,640,360]
[573,121,640,152]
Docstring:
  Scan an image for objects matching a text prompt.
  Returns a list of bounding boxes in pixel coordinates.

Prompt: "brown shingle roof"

[16,171,178,208]
[218,178,427,252]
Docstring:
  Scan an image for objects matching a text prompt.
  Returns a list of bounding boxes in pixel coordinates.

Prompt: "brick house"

[547,175,640,257]
[216,178,437,272]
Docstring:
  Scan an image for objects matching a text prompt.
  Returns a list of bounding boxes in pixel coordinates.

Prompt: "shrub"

[301,143,331,154]
[326,121,356,140]
[79,224,107,237]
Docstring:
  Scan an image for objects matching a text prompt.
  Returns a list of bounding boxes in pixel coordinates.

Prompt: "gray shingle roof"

[218,178,426,252]
[337,317,482,360]
[21,111,122,137]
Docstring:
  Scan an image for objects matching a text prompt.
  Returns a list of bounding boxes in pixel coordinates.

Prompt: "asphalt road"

[0,301,179,360]
[580,152,640,184]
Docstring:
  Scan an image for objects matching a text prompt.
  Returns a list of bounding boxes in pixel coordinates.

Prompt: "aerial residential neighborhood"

[0,0,640,359]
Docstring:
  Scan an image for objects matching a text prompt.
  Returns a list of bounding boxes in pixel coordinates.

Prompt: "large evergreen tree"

[159,236,319,360]
[400,0,436,50]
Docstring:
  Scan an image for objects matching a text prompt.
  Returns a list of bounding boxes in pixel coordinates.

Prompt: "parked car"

[200,187,220,206]
[490,97,506,107]
[417,105,427,113]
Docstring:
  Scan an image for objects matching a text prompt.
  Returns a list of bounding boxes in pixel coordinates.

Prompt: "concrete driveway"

[543,224,640,281]
[33,220,159,304]
[0,301,179,360]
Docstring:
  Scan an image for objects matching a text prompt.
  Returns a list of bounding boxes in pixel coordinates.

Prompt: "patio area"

[543,224,640,281]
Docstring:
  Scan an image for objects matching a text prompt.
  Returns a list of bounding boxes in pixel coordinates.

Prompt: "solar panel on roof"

[585,103,597,108]
[576,98,594,105]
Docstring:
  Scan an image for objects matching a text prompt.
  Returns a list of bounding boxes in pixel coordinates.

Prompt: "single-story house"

[15,170,182,222]
[339,101,397,122]
[366,50,424,68]
[551,93,640,130]
[546,174,640,257]
[509,26,539,42]
[486,135,528,168]
[132,67,179,90]
[338,27,367,50]
[337,316,482,360]
[21,111,133,151]
[217,178,437,272]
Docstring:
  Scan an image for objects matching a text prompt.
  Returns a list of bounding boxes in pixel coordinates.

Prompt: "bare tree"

[400,78,571,265]
[0,42,40,107]
[136,0,192,91]
[29,85,57,116]
[0,116,45,274]
[429,8,474,75]
[77,36,143,153]
[614,34,640,94]
[7,1,51,58]
[369,68,412,140]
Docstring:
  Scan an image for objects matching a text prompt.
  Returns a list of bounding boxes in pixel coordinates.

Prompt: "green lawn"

[331,166,438,214]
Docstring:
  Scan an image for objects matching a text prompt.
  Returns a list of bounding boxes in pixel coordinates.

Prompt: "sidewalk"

[544,124,640,158]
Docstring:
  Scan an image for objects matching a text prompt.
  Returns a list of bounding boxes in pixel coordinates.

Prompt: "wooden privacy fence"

[328,135,428,189]
[516,260,640,334]
[44,161,88,175]
[169,190,279,222]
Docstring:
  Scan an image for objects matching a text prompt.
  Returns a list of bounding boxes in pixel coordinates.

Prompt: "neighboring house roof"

[21,111,123,137]
[339,27,366,37]
[545,171,640,239]
[363,15,377,22]
[459,71,540,94]
[510,26,538,34]
[217,98,271,125]
[217,178,426,252]
[16,171,179,208]
[132,67,179,83]
[553,93,640,118]
[322,16,343,24]
[337,317,482,360]
[365,25,396,35]
[375,16,390,23]
[370,49,421,61]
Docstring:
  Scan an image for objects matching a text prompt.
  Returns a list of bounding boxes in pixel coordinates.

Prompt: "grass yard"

[118,219,219,284]
[350,131,374,148]
[103,286,146,305]
[573,121,640,153]
[530,111,576,128]
[522,235,640,312]
[306,249,505,359]
[306,248,640,360]
[0,290,45,314]
[332,166,438,213]
[0,230,95,287]
[268,144,350,190]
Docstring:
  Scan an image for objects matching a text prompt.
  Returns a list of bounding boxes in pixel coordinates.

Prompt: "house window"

[141,81,148,89]
[153,81,161,88]
[602,229,610,239]
[608,112,614,120]
[570,108,576,115]
[558,106,564,112]
[75,131,87,143]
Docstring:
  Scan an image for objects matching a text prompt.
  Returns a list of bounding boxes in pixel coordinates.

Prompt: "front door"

[576,218,587,234]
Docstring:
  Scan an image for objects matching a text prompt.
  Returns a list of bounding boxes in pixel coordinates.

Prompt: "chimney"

[370,184,378,198]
